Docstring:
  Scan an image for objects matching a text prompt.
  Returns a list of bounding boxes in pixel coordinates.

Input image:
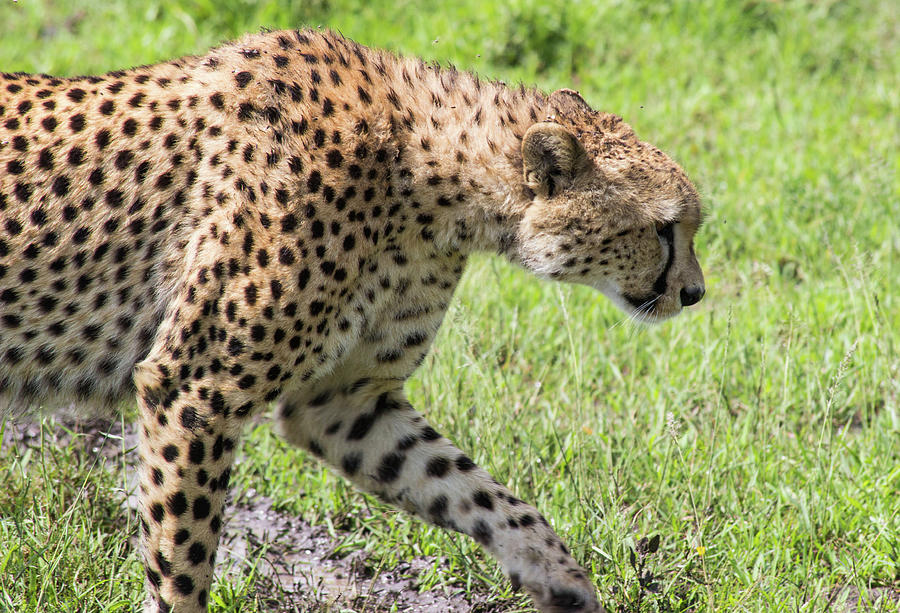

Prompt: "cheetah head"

[514,89,705,323]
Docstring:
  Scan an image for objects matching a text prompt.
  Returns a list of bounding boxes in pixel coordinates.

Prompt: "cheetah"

[0,28,705,613]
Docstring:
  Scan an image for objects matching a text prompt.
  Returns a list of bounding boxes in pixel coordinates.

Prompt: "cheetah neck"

[379,58,551,257]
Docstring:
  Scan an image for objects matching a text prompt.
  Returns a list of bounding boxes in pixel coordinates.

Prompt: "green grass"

[1,0,898,611]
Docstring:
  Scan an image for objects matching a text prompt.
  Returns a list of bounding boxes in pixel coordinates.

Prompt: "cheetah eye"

[656,222,674,240]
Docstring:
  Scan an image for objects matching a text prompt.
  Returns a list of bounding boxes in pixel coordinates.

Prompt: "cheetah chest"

[315,247,467,386]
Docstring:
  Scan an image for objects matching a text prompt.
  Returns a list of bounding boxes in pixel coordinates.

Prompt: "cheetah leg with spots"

[135,364,254,613]
[276,384,604,613]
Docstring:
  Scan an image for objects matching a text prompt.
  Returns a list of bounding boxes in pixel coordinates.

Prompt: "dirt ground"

[2,418,513,612]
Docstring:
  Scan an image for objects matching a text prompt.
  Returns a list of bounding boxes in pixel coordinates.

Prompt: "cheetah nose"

[680,285,705,307]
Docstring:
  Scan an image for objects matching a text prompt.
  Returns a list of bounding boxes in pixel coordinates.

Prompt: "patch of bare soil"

[826,586,900,613]
[218,496,491,612]
[2,419,509,612]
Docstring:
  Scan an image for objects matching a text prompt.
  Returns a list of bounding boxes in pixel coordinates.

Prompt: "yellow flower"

[695,545,706,557]
[582,425,594,435]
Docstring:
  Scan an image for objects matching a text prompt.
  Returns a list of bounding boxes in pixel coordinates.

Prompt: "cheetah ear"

[522,122,589,198]
[549,88,594,117]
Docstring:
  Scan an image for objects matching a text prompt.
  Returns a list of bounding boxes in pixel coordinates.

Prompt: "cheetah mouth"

[623,292,660,311]
[622,292,667,317]
[620,291,680,323]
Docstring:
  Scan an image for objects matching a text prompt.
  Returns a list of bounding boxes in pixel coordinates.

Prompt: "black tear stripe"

[624,224,676,309]
[651,226,675,296]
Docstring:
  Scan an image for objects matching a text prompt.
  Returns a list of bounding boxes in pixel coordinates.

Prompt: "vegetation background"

[1,0,897,611]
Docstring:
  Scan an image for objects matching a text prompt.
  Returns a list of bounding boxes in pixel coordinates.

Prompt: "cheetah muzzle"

[0,28,704,613]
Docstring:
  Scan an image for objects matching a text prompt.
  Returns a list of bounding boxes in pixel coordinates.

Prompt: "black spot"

[37,295,58,313]
[69,113,86,132]
[428,495,448,520]
[472,520,493,546]
[376,452,405,482]
[30,208,47,227]
[13,182,32,203]
[307,170,322,193]
[122,117,138,136]
[211,436,224,462]
[237,374,256,389]
[549,588,586,610]
[278,246,296,266]
[341,452,362,475]
[128,92,145,107]
[167,492,188,516]
[347,413,376,440]
[115,150,133,170]
[420,426,440,441]
[174,574,195,595]
[250,324,266,342]
[404,331,428,347]
[426,456,451,477]
[288,156,303,174]
[95,129,111,150]
[146,568,161,589]
[155,550,172,577]
[162,444,179,462]
[376,349,403,363]
[89,168,105,186]
[326,149,343,168]
[36,148,53,169]
[193,496,211,519]
[238,102,255,121]
[35,345,56,365]
[234,70,253,89]
[5,219,23,236]
[456,455,476,471]
[396,434,418,451]
[52,175,70,196]
[105,189,124,208]
[181,406,202,430]
[188,440,205,464]
[473,490,494,510]
[187,542,206,565]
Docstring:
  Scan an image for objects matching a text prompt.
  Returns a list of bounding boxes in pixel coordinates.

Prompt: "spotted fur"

[0,28,705,613]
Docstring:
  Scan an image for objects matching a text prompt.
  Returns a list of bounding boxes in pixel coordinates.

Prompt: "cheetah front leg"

[134,358,260,613]
[132,302,280,611]
[276,383,604,613]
